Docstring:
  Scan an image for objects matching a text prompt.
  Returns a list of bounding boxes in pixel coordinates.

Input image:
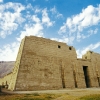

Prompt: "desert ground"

[0,88,100,100]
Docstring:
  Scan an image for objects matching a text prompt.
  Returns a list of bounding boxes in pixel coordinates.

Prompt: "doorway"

[83,66,90,88]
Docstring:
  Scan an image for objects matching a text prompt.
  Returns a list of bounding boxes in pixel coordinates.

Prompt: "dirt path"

[12,88,100,95]
[2,88,100,100]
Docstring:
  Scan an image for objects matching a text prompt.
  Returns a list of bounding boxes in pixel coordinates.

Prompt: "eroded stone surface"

[0,36,100,91]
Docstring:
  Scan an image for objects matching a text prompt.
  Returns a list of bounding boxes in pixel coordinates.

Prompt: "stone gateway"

[0,36,100,91]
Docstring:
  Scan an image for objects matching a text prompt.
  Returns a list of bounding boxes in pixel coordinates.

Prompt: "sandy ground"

[2,88,100,100]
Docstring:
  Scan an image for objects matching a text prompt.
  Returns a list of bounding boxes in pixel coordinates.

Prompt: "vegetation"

[79,94,100,100]
[0,93,61,100]
[0,92,100,100]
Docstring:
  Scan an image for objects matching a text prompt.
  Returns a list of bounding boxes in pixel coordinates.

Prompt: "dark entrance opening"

[83,66,90,88]
[97,77,100,86]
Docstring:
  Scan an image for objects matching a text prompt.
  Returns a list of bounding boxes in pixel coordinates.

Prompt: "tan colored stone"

[0,36,100,91]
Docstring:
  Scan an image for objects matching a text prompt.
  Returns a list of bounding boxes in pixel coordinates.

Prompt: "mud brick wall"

[82,51,100,87]
[76,59,91,88]
[8,38,26,91]
[12,36,77,91]
[0,73,12,86]
[89,52,100,87]
[5,36,100,91]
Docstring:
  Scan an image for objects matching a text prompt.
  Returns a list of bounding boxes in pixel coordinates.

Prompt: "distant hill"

[0,61,15,78]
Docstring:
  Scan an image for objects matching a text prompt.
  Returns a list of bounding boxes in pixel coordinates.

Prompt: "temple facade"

[0,36,100,91]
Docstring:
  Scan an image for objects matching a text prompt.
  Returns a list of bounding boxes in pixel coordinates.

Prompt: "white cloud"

[0,42,20,61]
[32,15,40,23]
[76,42,100,58]
[5,2,25,13]
[17,7,55,41]
[17,8,55,41]
[59,5,100,42]
[51,36,75,44]
[0,2,56,61]
[94,28,98,34]
[50,6,63,18]
[0,2,25,38]
[0,3,59,61]
[17,23,43,41]
[0,0,3,3]
[34,8,41,13]
[76,28,98,40]
[87,28,98,36]
[42,8,54,27]
[26,3,33,10]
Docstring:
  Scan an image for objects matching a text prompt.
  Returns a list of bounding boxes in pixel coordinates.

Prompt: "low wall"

[0,73,12,86]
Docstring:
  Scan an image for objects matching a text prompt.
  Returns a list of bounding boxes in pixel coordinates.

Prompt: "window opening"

[69,47,72,50]
[58,45,61,48]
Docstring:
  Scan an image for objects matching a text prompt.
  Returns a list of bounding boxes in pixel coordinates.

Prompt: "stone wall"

[1,36,100,91]
[8,38,26,91]
[0,73,12,87]
[82,51,100,87]
[11,36,77,91]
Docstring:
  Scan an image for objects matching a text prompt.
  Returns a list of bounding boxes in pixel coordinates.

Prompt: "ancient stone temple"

[0,36,100,91]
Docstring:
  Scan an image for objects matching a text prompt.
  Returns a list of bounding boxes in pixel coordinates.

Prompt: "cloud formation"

[0,2,100,61]
[0,2,55,40]
[42,8,54,27]
[0,0,3,3]
[50,6,63,18]
[0,42,20,61]
[59,5,100,41]
[0,2,25,38]
[17,8,54,41]
[0,2,59,61]
[77,42,100,58]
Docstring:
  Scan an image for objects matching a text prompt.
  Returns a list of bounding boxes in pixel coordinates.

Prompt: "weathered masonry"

[0,36,100,91]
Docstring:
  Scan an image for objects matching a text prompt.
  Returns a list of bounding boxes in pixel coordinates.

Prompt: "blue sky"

[0,0,100,61]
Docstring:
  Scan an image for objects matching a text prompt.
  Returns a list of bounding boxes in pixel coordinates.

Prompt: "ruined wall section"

[0,73,12,86]
[76,59,92,88]
[89,52,100,87]
[8,38,26,91]
[14,36,77,91]
[82,51,100,87]
[82,51,92,59]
